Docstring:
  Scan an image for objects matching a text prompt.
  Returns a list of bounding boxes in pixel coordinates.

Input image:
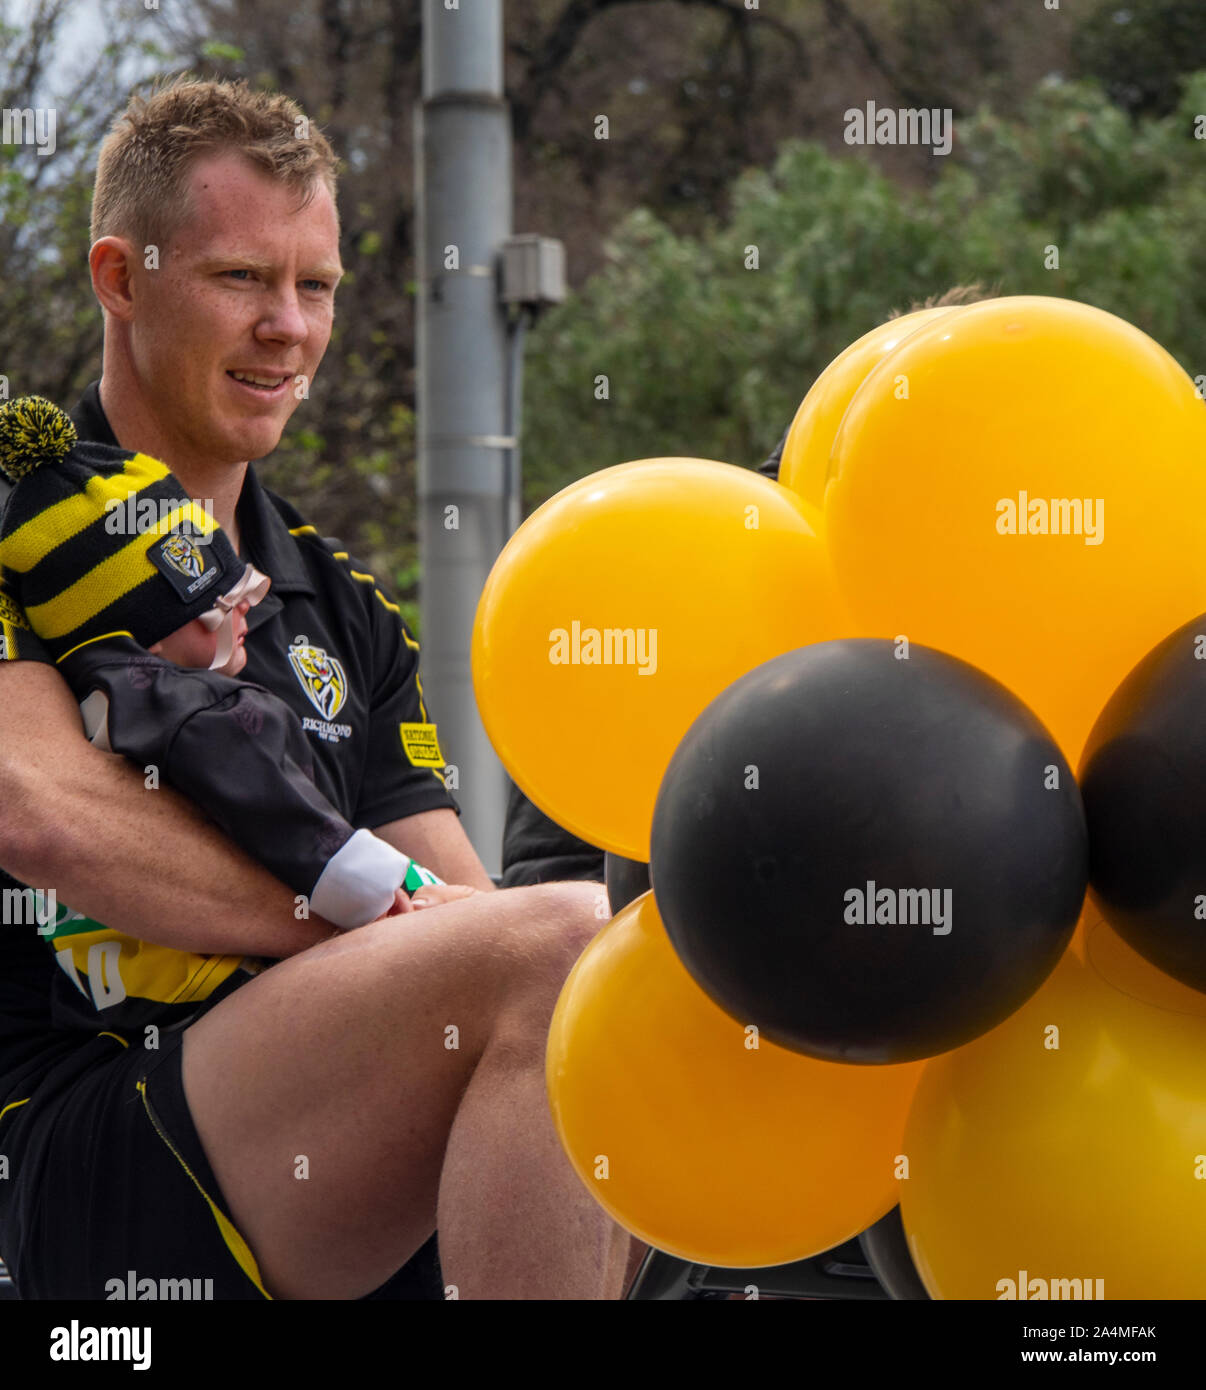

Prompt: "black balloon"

[1079,611,1206,993]
[649,639,1088,1063]
[605,853,651,915]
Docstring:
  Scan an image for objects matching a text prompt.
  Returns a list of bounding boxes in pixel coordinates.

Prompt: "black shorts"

[0,1026,445,1301]
[0,1025,269,1300]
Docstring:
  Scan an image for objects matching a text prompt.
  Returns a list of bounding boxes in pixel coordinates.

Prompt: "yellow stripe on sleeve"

[367,586,430,719]
[320,546,440,738]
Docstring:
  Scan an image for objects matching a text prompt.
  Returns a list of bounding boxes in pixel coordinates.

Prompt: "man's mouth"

[227,370,291,395]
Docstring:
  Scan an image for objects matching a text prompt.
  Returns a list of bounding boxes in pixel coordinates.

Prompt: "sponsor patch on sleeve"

[400,721,445,768]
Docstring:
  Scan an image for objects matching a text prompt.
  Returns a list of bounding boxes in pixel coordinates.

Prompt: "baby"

[74,564,447,922]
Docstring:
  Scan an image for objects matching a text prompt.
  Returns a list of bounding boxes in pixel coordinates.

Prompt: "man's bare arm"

[0,662,333,957]
[373,806,497,892]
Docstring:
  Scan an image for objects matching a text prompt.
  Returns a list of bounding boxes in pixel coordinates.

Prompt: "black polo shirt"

[16,381,461,831]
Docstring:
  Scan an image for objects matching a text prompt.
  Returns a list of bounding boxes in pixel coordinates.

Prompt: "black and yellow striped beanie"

[0,395,243,663]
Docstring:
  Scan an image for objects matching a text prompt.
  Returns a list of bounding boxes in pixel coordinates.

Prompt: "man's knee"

[521,878,610,971]
[486,880,607,1042]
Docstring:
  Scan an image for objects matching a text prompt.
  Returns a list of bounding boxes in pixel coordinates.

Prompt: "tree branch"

[510,0,806,144]
[817,0,932,109]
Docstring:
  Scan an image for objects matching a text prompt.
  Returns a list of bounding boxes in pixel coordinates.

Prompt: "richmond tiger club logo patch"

[148,531,223,601]
[288,634,352,743]
[161,533,205,580]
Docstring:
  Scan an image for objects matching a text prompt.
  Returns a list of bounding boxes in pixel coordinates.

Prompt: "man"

[0,76,632,1300]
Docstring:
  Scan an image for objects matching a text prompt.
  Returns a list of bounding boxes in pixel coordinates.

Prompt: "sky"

[4,0,160,106]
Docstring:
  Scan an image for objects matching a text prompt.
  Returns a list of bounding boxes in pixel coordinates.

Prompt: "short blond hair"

[90,75,340,252]
[887,283,996,319]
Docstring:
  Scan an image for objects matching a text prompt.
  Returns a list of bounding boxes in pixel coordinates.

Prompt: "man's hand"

[410,883,483,910]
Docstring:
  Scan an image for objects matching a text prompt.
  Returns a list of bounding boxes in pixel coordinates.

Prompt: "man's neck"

[98,375,246,555]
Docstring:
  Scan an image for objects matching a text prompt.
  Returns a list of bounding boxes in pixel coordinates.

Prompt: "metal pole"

[415,0,512,876]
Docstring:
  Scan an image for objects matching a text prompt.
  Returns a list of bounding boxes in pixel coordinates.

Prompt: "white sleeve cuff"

[309,828,412,928]
[79,690,112,751]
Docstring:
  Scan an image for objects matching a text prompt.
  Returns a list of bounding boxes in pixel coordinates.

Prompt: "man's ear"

[89,236,138,321]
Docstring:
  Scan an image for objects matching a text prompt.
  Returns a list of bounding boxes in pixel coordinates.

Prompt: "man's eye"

[301,279,330,292]
[223,269,253,281]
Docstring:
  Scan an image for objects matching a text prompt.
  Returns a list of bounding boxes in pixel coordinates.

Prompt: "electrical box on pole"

[500,235,567,309]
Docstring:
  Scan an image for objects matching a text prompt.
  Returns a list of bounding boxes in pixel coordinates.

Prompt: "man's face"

[127,150,342,465]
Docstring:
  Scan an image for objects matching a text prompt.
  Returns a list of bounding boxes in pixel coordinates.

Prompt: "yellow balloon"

[472,459,849,860]
[778,307,956,507]
[824,296,1206,765]
[546,891,924,1267]
[901,907,1206,1299]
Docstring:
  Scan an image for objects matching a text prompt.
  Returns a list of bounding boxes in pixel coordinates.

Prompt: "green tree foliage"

[0,1,150,403]
[521,73,1206,506]
[1073,0,1206,118]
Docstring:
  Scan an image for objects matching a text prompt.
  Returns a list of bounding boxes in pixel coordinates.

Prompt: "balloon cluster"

[472,296,1206,1293]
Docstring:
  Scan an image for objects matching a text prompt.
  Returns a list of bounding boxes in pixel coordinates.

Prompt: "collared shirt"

[57,382,460,831]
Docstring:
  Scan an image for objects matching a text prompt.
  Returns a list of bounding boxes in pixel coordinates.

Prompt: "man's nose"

[257,288,309,344]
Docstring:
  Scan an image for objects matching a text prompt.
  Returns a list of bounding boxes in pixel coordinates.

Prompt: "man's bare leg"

[436,982,624,1299]
[181,881,630,1299]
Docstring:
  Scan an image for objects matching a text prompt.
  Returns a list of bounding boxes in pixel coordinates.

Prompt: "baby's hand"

[386,886,413,916]
[410,883,482,910]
